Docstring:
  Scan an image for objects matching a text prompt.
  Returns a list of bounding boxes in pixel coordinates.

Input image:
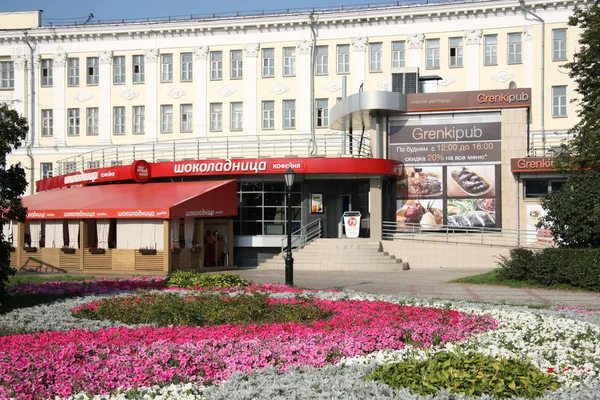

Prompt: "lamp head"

[284,168,296,188]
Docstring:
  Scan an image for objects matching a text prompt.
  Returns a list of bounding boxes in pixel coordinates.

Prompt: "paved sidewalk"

[234,267,600,309]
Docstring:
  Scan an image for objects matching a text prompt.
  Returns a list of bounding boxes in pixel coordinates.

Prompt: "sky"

[0,0,404,25]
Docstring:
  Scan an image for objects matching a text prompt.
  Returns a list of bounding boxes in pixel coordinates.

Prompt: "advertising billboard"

[390,115,502,230]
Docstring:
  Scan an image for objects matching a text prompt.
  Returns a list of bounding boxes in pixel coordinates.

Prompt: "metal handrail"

[382,221,555,249]
[281,218,322,255]
[55,132,372,175]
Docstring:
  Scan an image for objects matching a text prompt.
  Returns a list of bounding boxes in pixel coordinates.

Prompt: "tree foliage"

[553,2,600,172]
[538,172,600,248]
[0,104,28,302]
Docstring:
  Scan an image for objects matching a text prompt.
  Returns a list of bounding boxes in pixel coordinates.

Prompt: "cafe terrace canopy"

[22,180,237,220]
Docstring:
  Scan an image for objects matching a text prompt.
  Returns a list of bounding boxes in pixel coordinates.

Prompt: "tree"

[538,172,600,248]
[553,2,600,172]
[0,104,28,303]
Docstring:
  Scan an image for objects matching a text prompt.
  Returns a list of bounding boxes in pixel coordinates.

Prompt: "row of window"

[39,99,332,137]
[21,29,568,89]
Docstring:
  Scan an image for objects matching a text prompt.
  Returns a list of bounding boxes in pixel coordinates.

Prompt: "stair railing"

[281,219,322,255]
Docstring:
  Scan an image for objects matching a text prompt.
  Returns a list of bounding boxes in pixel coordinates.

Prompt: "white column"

[11,53,27,117]
[98,50,113,146]
[144,48,159,143]
[33,54,41,147]
[465,29,482,91]
[193,46,208,139]
[52,48,67,146]
[524,26,534,90]
[297,39,312,135]
[351,37,367,93]
[407,33,424,69]
[244,43,259,137]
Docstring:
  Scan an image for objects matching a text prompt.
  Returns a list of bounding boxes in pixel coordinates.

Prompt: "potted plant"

[171,246,181,254]
[138,247,157,255]
[24,246,38,253]
[191,244,203,253]
[61,246,76,254]
[88,246,106,255]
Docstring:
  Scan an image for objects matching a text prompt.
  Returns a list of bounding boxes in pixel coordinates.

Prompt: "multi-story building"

[0,0,585,270]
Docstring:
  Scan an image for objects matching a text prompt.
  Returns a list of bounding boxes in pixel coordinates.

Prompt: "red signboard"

[35,157,396,192]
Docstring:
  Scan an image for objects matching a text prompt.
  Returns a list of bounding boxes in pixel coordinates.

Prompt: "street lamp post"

[284,168,296,286]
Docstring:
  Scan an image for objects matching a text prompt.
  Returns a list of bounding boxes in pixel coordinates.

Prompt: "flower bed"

[1,278,599,400]
[8,276,168,296]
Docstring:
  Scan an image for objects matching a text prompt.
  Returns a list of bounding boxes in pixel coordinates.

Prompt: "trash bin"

[343,211,361,238]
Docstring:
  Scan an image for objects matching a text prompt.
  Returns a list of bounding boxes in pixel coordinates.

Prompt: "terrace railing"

[55,132,372,176]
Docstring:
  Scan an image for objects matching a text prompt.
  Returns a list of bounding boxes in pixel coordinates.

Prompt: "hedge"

[497,247,600,292]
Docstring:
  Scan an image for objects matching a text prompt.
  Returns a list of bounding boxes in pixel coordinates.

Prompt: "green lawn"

[451,269,587,291]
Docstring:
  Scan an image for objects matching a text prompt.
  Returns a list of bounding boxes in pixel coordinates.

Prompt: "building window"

[67,108,80,136]
[160,105,173,133]
[64,162,77,174]
[210,51,223,80]
[133,106,145,134]
[315,46,328,75]
[508,33,522,64]
[161,54,173,82]
[210,103,222,131]
[316,99,329,128]
[524,179,566,199]
[552,86,567,117]
[113,107,125,134]
[113,56,125,84]
[67,58,79,86]
[262,101,275,129]
[553,29,567,61]
[181,53,193,81]
[133,55,145,83]
[40,162,53,179]
[283,100,295,129]
[230,50,243,79]
[262,49,275,77]
[283,47,296,76]
[337,44,350,74]
[369,43,383,72]
[87,57,99,85]
[41,109,53,136]
[391,41,406,68]
[88,161,100,170]
[0,61,14,88]
[231,102,243,131]
[41,59,53,87]
[235,181,302,236]
[180,104,193,132]
[449,37,463,67]
[484,35,498,65]
[426,39,440,69]
[86,108,99,136]
[110,160,123,167]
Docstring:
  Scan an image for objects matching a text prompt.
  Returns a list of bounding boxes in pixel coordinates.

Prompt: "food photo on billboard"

[397,167,444,198]
[396,199,444,231]
[311,193,324,214]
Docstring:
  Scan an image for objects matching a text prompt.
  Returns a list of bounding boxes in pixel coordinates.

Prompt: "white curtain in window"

[45,220,64,248]
[96,219,110,249]
[2,221,15,245]
[29,221,41,248]
[67,220,80,248]
[184,218,195,249]
[170,218,180,248]
[117,219,164,251]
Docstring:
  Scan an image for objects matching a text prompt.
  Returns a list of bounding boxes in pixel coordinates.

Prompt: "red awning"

[23,180,238,220]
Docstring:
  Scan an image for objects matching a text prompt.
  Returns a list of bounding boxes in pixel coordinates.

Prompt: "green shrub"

[74,292,332,327]
[497,247,600,291]
[497,248,536,281]
[367,351,559,399]
[167,271,248,289]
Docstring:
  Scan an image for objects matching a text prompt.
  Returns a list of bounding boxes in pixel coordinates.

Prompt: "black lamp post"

[284,167,296,286]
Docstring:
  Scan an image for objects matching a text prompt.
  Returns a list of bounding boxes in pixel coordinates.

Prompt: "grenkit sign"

[510,157,556,173]
[406,88,531,112]
[25,208,223,220]
[389,122,501,164]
